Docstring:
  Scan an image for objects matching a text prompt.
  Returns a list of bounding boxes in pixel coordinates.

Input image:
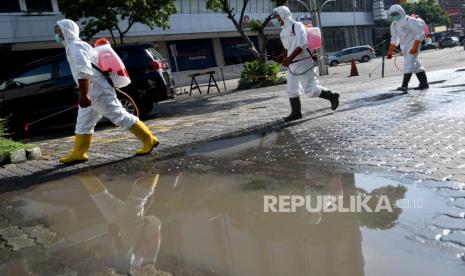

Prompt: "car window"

[14,64,52,85]
[115,47,151,69]
[145,47,164,61]
[117,50,129,62]
[58,61,72,78]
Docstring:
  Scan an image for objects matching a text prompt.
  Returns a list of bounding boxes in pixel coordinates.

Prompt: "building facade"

[437,0,464,28]
[1,0,376,75]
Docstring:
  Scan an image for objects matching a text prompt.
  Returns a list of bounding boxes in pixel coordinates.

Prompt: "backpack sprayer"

[24,38,136,135]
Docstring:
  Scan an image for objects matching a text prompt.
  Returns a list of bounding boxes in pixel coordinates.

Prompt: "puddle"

[187,131,283,158]
[1,168,464,276]
[1,131,464,275]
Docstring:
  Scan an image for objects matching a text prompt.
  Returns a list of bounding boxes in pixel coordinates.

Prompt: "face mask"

[392,15,401,21]
[272,18,281,27]
[55,33,62,45]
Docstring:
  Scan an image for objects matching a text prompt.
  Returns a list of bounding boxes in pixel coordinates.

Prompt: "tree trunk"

[115,26,124,45]
[109,29,117,45]
[257,14,273,63]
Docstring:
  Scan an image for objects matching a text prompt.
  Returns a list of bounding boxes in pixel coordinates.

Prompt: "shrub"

[239,60,280,87]
[0,118,8,138]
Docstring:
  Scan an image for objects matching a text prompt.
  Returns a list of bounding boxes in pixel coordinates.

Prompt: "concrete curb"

[5,147,41,165]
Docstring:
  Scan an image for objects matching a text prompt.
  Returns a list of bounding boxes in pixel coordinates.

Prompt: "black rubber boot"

[397,73,412,93]
[319,90,340,111]
[414,71,429,90]
[284,97,302,122]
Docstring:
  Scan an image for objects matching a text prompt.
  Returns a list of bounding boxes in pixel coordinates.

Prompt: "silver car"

[327,45,376,67]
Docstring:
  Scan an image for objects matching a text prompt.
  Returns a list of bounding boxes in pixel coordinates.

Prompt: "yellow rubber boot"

[60,134,92,163]
[129,120,159,155]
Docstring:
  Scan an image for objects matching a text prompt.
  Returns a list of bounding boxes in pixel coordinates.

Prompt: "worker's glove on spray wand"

[387,44,396,59]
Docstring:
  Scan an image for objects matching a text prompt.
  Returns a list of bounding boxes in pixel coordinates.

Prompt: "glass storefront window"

[221,36,259,65]
[25,0,53,12]
[168,39,216,71]
[0,0,21,13]
[322,27,347,52]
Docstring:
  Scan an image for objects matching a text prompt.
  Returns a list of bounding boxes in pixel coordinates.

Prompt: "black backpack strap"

[91,63,114,88]
[292,23,295,35]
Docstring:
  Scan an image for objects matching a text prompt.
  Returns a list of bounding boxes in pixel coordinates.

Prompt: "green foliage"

[206,0,224,12]
[58,0,177,43]
[0,118,32,162]
[0,118,8,138]
[239,61,280,86]
[402,0,451,26]
[0,138,31,161]
[249,20,263,32]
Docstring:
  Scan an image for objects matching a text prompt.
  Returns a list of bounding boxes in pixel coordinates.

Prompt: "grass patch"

[0,138,32,162]
[0,118,33,163]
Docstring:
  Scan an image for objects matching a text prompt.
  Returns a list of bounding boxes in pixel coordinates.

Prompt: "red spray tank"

[94,38,131,88]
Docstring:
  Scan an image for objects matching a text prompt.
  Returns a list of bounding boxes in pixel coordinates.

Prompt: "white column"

[212,37,225,67]
[18,0,27,11]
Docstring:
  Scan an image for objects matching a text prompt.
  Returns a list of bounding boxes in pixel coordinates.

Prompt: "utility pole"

[352,0,359,46]
[308,0,329,76]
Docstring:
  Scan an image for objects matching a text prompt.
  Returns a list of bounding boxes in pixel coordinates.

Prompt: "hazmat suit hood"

[388,5,407,21]
[272,6,293,27]
[56,18,99,87]
[56,19,81,46]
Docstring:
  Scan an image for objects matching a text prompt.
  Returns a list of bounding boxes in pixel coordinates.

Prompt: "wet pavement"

[3,66,465,187]
[0,129,464,275]
[2,60,465,274]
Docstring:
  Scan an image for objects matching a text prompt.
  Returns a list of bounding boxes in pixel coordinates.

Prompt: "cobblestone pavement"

[1,66,465,274]
[2,67,465,187]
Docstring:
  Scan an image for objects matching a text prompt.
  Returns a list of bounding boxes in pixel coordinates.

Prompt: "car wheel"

[116,90,140,118]
[136,98,154,118]
[361,56,370,62]
[330,60,339,67]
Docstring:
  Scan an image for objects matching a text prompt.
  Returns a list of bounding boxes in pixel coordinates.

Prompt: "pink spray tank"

[306,26,322,51]
[411,14,432,44]
[94,38,131,88]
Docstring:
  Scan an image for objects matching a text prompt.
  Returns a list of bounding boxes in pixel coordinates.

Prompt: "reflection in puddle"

[2,131,464,275]
[187,131,282,158]
[4,168,464,275]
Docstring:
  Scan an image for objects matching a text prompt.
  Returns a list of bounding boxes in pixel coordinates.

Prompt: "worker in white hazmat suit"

[54,19,159,163]
[386,5,429,93]
[272,6,339,122]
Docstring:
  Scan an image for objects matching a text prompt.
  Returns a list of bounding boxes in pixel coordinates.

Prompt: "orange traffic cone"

[350,59,359,77]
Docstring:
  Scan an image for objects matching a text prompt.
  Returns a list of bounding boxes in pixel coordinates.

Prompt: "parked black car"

[420,43,437,51]
[0,44,174,135]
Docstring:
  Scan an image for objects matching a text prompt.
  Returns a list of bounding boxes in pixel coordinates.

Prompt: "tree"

[402,0,450,27]
[58,0,177,44]
[207,0,286,62]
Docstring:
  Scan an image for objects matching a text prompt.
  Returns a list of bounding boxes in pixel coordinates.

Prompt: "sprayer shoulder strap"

[91,63,114,88]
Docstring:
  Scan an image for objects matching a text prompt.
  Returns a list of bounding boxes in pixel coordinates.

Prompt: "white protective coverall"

[274,6,326,98]
[56,19,138,134]
[91,183,161,272]
[388,5,425,74]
